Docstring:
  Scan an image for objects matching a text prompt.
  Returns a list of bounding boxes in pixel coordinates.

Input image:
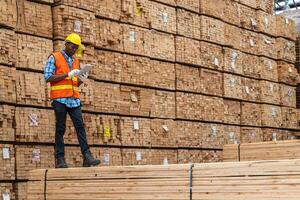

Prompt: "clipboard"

[78,64,93,76]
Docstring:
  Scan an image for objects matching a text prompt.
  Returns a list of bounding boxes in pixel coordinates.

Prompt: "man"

[44,33,100,168]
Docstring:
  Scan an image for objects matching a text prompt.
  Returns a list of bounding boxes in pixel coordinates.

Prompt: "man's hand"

[79,72,89,82]
[68,69,80,78]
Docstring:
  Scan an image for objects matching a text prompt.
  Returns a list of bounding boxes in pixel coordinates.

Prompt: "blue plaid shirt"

[44,50,81,108]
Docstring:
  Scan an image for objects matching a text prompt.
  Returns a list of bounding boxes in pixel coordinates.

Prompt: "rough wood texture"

[150,1,176,34]
[96,0,121,20]
[276,37,296,63]
[54,0,95,11]
[282,107,298,129]
[123,24,150,56]
[257,10,277,36]
[223,73,243,100]
[150,119,177,147]
[52,5,95,44]
[0,105,15,141]
[280,84,296,108]
[122,148,177,166]
[92,51,176,89]
[16,71,48,106]
[0,144,15,180]
[276,15,297,40]
[262,128,289,141]
[15,145,55,180]
[16,34,53,71]
[147,30,175,61]
[241,77,261,102]
[241,102,261,126]
[176,36,223,70]
[176,92,224,122]
[258,34,277,59]
[15,107,55,143]
[0,29,16,66]
[15,182,27,200]
[260,80,281,105]
[224,140,300,162]
[257,0,274,14]
[223,48,244,75]
[121,0,151,28]
[239,4,257,31]
[177,9,200,39]
[0,66,17,103]
[261,104,283,128]
[240,127,264,143]
[200,15,225,45]
[17,0,52,38]
[177,0,199,12]
[277,61,299,85]
[178,149,221,164]
[259,56,278,82]
[0,183,14,200]
[223,99,241,125]
[28,159,300,200]
[120,117,151,147]
[0,0,17,28]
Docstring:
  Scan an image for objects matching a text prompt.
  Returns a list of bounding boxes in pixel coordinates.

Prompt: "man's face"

[65,42,79,56]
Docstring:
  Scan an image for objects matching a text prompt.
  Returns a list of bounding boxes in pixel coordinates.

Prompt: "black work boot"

[83,153,100,167]
[55,157,68,168]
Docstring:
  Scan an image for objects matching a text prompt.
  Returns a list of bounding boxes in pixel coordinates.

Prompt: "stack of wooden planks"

[27,159,300,199]
[223,140,300,162]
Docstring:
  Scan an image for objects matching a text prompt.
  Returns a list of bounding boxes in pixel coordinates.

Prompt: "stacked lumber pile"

[223,140,300,161]
[1,0,300,198]
[27,159,300,199]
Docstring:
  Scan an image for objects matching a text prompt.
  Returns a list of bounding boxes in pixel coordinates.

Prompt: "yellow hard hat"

[65,33,82,46]
[65,33,85,58]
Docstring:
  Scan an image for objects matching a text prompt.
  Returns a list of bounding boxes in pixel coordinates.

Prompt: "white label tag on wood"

[214,57,219,66]
[249,39,255,47]
[130,92,138,102]
[211,126,217,136]
[228,132,235,141]
[2,192,10,200]
[287,88,293,97]
[269,83,274,92]
[74,20,82,33]
[162,125,169,133]
[2,148,10,159]
[29,113,38,126]
[271,107,277,117]
[268,61,273,70]
[285,18,289,24]
[229,78,236,87]
[163,157,168,166]
[161,12,168,23]
[272,133,277,141]
[289,67,292,73]
[133,120,139,130]
[32,149,41,162]
[129,31,136,42]
[103,153,110,165]
[136,151,142,161]
[245,86,250,94]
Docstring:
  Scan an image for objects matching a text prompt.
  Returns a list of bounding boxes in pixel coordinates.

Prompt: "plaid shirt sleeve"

[44,55,56,81]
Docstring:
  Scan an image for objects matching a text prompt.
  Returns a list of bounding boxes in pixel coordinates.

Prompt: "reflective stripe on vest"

[50,52,80,99]
[51,85,79,91]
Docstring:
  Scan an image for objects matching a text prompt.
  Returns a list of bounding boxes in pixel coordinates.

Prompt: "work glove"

[79,72,89,82]
[68,69,80,78]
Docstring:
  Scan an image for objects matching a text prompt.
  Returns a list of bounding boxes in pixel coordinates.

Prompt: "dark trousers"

[51,100,90,159]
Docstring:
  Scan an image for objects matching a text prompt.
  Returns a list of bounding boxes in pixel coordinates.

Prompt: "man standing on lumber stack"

[44,33,100,168]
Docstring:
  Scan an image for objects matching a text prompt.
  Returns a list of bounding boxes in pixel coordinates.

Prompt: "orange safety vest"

[50,52,80,99]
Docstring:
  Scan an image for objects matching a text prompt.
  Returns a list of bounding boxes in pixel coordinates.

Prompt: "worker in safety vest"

[44,33,100,168]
